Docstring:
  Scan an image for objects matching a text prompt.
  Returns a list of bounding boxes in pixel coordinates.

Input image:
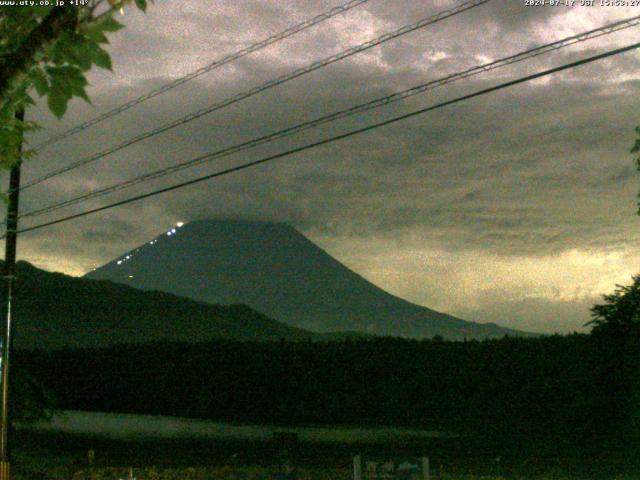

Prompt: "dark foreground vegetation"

[9,429,636,479]
[14,328,640,475]
[7,274,640,477]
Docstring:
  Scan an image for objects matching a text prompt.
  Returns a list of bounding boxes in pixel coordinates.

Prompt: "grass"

[8,419,640,479]
[11,465,640,480]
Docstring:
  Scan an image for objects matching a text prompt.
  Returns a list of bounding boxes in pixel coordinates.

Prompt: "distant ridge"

[86,219,531,340]
[4,260,337,350]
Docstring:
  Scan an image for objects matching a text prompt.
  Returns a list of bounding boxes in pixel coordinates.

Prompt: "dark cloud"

[10,0,640,332]
[80,219,138,244]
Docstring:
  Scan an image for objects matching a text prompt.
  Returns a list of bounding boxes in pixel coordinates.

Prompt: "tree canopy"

[589,275,640,338]
[0,0,152,425]
[588,128,640,336]
[0,0,152,169]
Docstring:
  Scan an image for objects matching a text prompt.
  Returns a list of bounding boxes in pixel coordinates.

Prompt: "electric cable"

[20,15,640,220]
[30,0,374,151]
[18,0,492,192]
[10,40,639,238]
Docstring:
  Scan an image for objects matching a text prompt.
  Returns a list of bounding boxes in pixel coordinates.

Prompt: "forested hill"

[2,260,331,350]
[17,334,640,465]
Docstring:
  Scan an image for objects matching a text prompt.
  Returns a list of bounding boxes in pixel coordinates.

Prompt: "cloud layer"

[10,0,640,333]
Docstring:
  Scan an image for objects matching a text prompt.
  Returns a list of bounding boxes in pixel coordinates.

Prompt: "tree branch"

[0,7,78,100]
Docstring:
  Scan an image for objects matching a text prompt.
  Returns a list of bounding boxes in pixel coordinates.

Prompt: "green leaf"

[75,86,92,104]
[44,35,72,66]
[99,16,125,33]
[93,47,112,71]
[30,68,49,97]
[134,0,147,12]
[47,87,69,119]
[84,27,109,44]
[45,66,91,108]
[67,39,95,71]
[47,65,87,90]
[23,93,35,107]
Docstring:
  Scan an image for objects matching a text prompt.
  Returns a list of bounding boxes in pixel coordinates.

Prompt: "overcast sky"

[9,0,640,334]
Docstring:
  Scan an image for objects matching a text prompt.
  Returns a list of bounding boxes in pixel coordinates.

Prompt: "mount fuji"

[85,219,530,340]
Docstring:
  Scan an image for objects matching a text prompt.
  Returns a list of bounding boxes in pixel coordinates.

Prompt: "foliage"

[588,276,640,467]
[10,367,57,425]
[588,275,640,338]
[18,333,637,465]
[0,0,152,169]
[21,465,353,480]
[0,0,152,425]
[631,126,640,214]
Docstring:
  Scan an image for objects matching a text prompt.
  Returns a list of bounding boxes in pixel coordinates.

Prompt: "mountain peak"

[86,219,531,340]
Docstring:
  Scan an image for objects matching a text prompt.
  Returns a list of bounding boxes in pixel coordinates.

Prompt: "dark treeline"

[14,333,640,464]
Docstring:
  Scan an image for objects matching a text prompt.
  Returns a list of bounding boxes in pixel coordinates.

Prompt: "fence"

[353,455,430,480]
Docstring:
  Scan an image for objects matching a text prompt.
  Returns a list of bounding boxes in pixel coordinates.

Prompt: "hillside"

[86,219,531,339]
[4,260,322,350]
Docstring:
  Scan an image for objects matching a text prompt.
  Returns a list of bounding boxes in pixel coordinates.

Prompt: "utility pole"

[0,108,24,480]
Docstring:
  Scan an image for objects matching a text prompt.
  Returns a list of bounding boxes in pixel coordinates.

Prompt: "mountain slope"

[5,260,320,350]
[86,219,530,339]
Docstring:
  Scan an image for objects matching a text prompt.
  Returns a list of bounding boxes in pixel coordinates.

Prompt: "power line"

[19,15,640,220]
[18,0,492,192]
[30,0,373,151]
[10,41,640,238]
